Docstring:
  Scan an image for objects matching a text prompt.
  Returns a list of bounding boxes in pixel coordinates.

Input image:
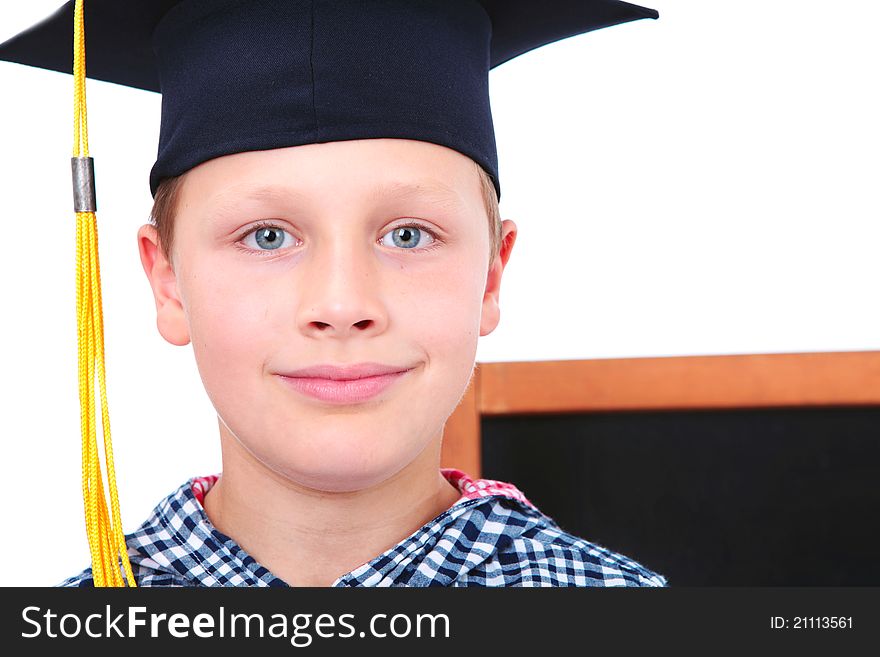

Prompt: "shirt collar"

[130,469,536,587]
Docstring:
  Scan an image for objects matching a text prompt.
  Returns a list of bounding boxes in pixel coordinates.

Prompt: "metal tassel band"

[72,156,97,213]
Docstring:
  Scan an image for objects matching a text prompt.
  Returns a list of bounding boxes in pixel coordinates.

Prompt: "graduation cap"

[1,0,658,198]
[0,0,658,586]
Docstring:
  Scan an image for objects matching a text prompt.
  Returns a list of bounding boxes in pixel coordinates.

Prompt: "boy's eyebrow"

[369,180,467,208]
[206,184,307,212]
[207,179,468,215]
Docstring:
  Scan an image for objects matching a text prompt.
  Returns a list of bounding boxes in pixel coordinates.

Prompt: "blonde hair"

[151,161,502,265]
[476,161,503,265]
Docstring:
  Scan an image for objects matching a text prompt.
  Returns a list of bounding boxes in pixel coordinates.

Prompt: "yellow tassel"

[73,0,136,588]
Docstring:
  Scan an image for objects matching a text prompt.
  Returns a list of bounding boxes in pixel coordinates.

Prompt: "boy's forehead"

[185,139,480,207]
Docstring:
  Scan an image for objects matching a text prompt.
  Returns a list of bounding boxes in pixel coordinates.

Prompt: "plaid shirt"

[59,469,667,587]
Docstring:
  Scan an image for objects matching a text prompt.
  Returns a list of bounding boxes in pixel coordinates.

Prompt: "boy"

[1,0,666,587]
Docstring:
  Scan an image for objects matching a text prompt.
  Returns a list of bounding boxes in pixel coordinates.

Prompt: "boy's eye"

[243,225,291,251]
[379,225,435,250]
[239,222,436,252]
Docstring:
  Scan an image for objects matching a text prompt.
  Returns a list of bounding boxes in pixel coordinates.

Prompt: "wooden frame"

[440,351,880,478]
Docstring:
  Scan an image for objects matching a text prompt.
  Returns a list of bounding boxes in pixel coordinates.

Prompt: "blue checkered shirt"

[59,473,667,587]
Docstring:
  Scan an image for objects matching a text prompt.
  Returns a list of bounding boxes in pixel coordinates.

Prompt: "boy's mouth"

[275,362,415,404]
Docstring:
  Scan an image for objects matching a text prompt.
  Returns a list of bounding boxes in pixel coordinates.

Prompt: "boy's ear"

[479,219,517,337]
[137,224,191,346]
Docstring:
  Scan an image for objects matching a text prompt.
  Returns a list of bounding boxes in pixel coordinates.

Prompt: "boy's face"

[139,138,516,492]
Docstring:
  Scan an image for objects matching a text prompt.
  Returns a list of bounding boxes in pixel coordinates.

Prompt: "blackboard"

[481,406,879,586]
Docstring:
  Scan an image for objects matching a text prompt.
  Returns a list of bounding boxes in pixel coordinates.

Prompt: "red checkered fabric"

[190,469,532,508]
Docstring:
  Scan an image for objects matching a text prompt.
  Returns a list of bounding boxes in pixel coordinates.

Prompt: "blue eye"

[244,225,289,250]
[380,225,436,250]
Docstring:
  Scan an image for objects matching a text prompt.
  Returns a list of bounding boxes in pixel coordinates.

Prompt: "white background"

[0,1,878,585]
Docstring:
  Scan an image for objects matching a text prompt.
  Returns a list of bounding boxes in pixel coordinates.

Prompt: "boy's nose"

[295,246,389,339]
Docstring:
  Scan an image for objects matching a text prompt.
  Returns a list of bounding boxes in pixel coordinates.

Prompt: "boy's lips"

[275,362,415,404]
[280,362,414,380]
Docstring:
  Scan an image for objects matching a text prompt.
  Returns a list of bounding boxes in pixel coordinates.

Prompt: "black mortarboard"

[0,0,658,199]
